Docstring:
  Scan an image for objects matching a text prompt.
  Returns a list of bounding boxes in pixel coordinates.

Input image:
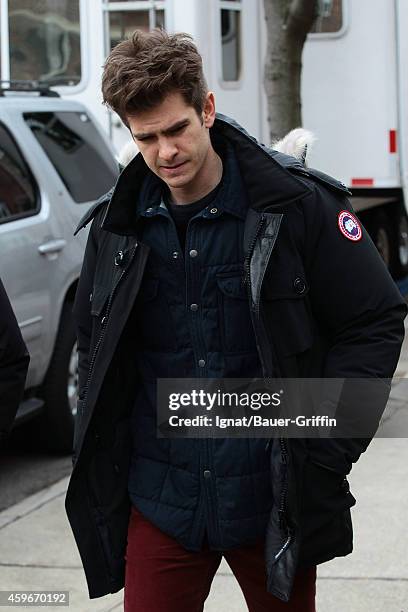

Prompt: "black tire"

[366,211,393,273]
[393,210,408,279]
[39,301,78,453]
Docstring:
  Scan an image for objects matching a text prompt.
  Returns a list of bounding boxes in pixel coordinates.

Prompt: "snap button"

[172,251,179,259]
[210,208,218,214]
[198,359,206,368]
[203,470,211,479]
[293,277,306,294]
[146,207,153,214]
[190,303,199,311]
[189,249,198,258]
[115,251,124,266]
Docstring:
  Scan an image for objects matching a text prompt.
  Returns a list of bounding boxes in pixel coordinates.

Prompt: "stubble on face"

[127,91,223,204]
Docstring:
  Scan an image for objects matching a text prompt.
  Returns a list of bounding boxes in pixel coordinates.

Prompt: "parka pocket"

[87,417,132,510]
[216,273,257,354]
[86,418,132,574]
[298,456,356,566]
[301,458,355,518]
[261,271,314,357]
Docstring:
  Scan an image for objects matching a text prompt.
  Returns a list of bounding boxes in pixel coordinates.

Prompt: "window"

[109,11,150,49]
[311,0,343,34]
[220,1,242,82]
[0,124,38,223]
[24,112,118,203]
[108,11,165,50]
[8,0,81,86]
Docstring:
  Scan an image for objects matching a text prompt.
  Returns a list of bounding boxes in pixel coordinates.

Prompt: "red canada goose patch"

[338,211,362,241]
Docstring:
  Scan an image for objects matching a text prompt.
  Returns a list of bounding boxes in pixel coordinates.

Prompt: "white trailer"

[1,0,407,277]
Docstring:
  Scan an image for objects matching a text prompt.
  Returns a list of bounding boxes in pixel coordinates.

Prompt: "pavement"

[1,380,407,611]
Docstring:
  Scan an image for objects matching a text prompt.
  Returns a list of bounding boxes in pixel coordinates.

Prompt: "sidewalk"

[1,390,407,611]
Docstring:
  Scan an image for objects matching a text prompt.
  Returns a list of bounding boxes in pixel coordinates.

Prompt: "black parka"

[0,278,29,441]
[65,115,407,602]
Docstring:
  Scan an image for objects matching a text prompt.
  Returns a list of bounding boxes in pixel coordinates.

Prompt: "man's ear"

[203,92,216,128]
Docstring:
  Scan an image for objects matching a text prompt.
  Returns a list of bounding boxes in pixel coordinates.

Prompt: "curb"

[0,475,69,530]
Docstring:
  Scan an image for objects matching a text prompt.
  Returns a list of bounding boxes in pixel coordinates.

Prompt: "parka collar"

[101,113,313,236]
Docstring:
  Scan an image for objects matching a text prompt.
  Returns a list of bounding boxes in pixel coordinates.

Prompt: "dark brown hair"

[102,29,208,125]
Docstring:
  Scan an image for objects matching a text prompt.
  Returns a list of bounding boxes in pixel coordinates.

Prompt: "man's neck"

[169,149,223,205]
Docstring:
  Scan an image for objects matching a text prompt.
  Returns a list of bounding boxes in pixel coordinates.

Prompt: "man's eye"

[169,125,185,135]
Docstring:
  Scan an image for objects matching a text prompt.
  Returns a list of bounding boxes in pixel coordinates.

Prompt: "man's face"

[127,91,216,196]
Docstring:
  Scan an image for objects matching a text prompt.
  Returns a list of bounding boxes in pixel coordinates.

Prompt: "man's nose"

[158,139,178,162]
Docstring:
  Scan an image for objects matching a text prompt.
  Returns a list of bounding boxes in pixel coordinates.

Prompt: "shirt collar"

[137,139,248,222]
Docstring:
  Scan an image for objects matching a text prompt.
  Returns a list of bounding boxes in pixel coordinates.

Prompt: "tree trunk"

[263,0,317,142]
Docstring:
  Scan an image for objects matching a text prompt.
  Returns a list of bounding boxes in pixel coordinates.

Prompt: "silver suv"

[0,84,118,451]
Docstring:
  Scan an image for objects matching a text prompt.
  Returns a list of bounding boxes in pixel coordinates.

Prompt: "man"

[65,29,407,610]
[0,278,29,443]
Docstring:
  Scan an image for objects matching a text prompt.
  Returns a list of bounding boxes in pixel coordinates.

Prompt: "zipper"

[274,531,293,562]
[274,434,292,560]
[244,213,293,557]
[243,213,275,440]
[81,243,139,407]
[277,438,289,531]
[244,214,268,373]
[244,214,266,306]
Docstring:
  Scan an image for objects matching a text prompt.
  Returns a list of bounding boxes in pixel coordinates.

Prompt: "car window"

[0,122,38,223]
[24,111,118,203]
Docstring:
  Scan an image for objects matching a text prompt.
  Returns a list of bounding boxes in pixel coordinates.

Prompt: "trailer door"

[207,0,263,140]
[395,0,408,213]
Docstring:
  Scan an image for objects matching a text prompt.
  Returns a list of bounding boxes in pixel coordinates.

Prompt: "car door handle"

[38,239,67,255]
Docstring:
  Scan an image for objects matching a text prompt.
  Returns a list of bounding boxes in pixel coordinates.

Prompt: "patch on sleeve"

[338,211,362,242]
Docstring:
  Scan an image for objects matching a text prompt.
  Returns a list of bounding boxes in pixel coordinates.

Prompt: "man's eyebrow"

[132,119,190,140]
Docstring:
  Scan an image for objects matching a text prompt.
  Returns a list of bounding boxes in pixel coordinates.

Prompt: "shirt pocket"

[135,278,177,352]
[216,273,258,354]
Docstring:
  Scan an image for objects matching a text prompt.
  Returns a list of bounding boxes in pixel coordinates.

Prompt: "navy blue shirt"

[128,142,273,551]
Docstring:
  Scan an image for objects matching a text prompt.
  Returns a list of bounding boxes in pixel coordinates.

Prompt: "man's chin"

[160,173,192,189]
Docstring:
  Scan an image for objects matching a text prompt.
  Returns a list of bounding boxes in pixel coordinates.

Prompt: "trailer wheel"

[394,211,408,279]
[369,211,392,271]
[37,302,78,453]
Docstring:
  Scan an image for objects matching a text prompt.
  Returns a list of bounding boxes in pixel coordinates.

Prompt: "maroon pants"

[124,506,316,611]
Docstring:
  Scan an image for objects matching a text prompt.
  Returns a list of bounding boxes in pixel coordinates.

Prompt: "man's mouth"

[161,161,186,170]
